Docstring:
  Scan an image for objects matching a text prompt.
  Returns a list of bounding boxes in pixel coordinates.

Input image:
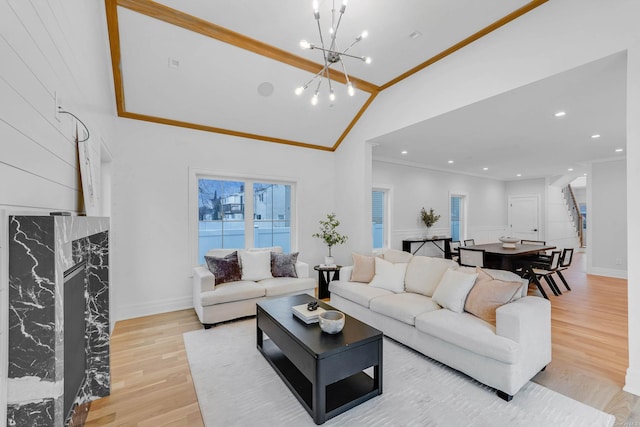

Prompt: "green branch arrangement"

[312,212,348,256]
[420,207,441,228]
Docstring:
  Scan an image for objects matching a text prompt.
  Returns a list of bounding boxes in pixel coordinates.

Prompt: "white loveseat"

[193,247,316,328]
[329,250,551,401]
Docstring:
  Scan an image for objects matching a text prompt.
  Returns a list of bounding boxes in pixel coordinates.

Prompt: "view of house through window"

[198,178,292,263]
[372,190,385,248]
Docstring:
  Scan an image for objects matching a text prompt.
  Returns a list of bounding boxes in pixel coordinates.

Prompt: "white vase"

[324,256,335,266]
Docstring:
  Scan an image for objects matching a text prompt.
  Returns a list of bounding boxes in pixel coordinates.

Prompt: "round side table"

[314,265,342,300]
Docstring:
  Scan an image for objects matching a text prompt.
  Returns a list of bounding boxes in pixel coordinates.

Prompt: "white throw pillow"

[369,257,408,293]
[239,250,273,281]
[432,268,478,313]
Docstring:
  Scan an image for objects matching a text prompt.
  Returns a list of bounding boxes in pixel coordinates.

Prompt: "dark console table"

[257,294,382,424]
[402,237,452,258]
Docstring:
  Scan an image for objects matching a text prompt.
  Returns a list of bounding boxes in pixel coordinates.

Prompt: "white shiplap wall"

[0,0,114,419]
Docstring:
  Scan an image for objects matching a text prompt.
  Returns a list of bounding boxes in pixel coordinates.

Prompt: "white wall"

[110,118,336,320]
[588,159,627,278]
[335,0,640,394]
[625,38,640,397]
[0,0,115,418]
[373,161,507,255]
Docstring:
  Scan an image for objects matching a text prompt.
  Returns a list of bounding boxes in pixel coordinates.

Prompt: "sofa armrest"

[194,265,215,293]
[496,296,551,359]
[295,261,310,278]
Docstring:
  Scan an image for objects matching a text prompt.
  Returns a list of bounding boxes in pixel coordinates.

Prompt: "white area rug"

[183,319,614,427]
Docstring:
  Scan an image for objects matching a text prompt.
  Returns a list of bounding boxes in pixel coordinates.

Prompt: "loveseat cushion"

[404,256,459,297]
[204,251,242,285]
[271,252,298,278]
[369,293,440,325]
[200,280,266,306]
[415,309,520,364]
[259,277,315,297]
[329,281,393,308]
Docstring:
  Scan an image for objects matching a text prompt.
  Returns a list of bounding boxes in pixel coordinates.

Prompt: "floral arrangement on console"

[313,212,348,265]
[420,207,441,236]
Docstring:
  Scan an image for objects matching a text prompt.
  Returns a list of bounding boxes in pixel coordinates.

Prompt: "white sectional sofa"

[329,250,551,401]
[193,247,316,328]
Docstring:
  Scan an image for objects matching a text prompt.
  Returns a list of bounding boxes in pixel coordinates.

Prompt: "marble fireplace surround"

[7,216,110,427]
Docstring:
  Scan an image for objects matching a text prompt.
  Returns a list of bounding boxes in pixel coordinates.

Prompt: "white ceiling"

[110,1,627,181]
[371,52,627,181]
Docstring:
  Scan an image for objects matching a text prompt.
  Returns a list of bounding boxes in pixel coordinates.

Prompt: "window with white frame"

[197,177,293,264]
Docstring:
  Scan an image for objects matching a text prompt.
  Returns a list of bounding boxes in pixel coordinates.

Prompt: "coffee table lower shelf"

[259,338,380,424]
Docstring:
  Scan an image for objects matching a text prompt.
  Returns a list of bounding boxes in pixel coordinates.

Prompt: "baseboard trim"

[586,266,627,279]
[114,295,193,322]
[624,367,640,397]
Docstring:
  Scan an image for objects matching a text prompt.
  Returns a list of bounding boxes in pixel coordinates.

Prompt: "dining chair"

[526,250,563,298]
[553,248,574,291]
[449,241,461,262]
[463,239,475,246]
[458,247,485,267]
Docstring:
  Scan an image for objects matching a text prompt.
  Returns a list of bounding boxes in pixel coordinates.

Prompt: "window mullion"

[245,181,255,248]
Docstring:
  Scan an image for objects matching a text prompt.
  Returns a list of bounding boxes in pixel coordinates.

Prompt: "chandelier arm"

[330,7,346,51]
[311,45,366,62]
[339,58,350,83]
[341,37,362,56]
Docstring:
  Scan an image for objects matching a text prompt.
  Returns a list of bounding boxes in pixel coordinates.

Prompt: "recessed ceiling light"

[409,30,422,40]
[482,167,488,171]
[616,148,624,152]
[591,134,601,139]
[568,168,574,172]
[401,150,408,155]
[554,111,566,117]
[448,160,454,164]
[584,173,587,176]
[516,174,522,177]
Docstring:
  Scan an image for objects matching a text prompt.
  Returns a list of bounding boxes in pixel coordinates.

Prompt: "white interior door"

[508,195,540,240]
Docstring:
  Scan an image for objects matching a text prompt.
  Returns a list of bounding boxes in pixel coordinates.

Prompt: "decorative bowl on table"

[319,310,345,334]
[499,236,520,249]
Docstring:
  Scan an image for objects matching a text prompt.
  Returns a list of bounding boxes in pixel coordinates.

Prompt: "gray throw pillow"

[271,252,299,278]
[205,251,242,285]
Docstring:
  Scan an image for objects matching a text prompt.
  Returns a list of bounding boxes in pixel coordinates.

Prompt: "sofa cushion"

[405,256,459,297]
[369,293,441,325]
[464,268,524,325]
[432,268,478,313]
[200,280,266,306]
[415,309,520,364]
[239,250,273,281]
[204,251,242,285]
[382,248,414,263]
[369,257,407,293]
[351,253,375,283]
[329,280,393,308]
[271,252,298,278]
[259,277,315,297]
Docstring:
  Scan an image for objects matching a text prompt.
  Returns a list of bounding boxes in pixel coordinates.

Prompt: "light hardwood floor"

[86,252,639,426]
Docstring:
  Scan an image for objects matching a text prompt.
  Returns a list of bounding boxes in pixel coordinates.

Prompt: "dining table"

[464,242,556,272]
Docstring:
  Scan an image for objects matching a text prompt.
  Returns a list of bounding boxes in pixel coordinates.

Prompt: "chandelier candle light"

[296,0,371,105]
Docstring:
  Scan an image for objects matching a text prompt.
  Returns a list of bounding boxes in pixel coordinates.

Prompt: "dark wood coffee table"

[256,294,383,425]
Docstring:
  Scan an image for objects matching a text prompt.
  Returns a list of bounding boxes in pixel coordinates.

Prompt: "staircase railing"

[561,184,584,247]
